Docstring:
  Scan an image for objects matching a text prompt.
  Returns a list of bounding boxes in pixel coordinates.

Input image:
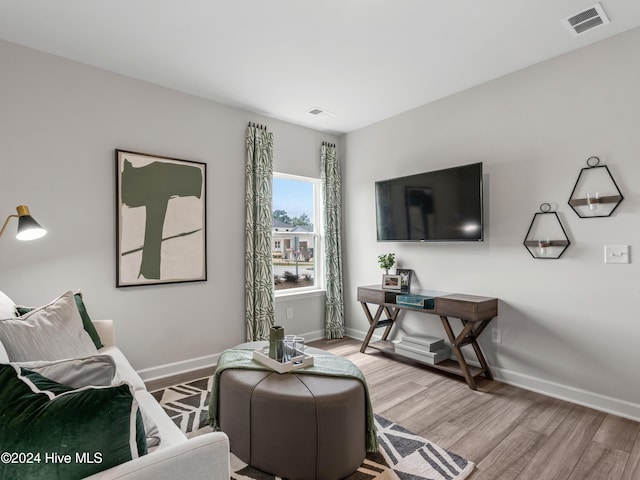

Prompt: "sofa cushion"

[99,345,146,391]
[0,291,15,360]
[0,291,97,362]
[0,364,147,480]
[16,290,103,349]
[0,290,15,318]
[135,390,188,449]
[17,355,166,450]
[0,339,8,363]
[15,354,116,389]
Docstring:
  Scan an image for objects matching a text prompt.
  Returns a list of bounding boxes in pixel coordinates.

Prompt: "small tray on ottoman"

[252,348,314,374]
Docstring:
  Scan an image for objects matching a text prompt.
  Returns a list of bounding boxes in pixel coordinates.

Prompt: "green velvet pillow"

[16,292,103,349]
[0,364,146,479]
[72,292,103,349]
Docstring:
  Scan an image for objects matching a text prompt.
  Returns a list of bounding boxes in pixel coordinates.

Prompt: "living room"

[1,2,639,479]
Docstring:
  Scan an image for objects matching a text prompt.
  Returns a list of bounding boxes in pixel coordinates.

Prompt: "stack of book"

[394,334,450,365]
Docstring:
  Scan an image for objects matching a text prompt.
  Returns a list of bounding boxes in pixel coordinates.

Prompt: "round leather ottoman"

[218,350,366,480]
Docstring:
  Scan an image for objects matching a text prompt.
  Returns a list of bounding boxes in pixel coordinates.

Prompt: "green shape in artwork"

[121,160,202,280]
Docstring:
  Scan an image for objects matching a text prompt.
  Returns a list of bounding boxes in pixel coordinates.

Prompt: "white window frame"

[273,172,324,297]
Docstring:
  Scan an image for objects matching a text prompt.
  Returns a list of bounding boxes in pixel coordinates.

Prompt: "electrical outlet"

[286,307,293,319]
[491,328,502,344]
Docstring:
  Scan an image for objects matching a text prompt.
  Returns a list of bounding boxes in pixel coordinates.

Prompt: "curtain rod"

[322,141,336,147]
[248,122,267,130]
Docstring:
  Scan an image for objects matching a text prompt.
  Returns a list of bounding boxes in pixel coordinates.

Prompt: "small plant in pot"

[377,253,396,274]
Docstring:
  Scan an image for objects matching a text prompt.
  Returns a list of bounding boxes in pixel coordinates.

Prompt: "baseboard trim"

[137,329,325,383]
[347,327,640,422]
[299,329,325,343]
[137,352,220,383]
[491,366,640,422]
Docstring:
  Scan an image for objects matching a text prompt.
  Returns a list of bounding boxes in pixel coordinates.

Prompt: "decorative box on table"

[396,294,435,309]
[253,347,314,374]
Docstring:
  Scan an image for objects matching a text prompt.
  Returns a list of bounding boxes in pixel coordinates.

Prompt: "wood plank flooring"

[310,338,640,480]
[146,337,640,479]
[145,365,215,393]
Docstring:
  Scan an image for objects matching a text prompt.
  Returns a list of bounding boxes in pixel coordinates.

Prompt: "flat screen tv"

[375,162,483,242]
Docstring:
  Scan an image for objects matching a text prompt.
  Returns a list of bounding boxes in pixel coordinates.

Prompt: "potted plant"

[377,253,396,274]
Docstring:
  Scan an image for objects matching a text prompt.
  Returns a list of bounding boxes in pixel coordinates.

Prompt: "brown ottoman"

[218,357,366,480]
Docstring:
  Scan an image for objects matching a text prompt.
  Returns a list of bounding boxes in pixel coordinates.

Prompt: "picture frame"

[115,149,207,287]
[382,274,402,290]
[396,268,413,292]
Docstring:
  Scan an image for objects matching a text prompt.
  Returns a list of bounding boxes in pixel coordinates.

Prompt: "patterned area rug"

[152,378,475,480]
[150,376,213,434]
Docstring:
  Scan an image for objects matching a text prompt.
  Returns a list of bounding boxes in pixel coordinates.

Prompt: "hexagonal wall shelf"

[568,156,623,218]
[523,203,571,259]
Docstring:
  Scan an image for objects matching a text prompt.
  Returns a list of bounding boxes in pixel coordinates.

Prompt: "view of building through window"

[272,174,320,292]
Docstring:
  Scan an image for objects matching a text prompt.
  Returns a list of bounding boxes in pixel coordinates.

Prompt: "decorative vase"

[269,325,285,361]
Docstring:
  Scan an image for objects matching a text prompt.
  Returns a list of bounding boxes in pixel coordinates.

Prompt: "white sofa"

[85,319,230,480]
[0,303,230,480]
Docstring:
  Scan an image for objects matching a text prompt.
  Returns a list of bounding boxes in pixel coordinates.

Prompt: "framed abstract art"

[115,149,207,287]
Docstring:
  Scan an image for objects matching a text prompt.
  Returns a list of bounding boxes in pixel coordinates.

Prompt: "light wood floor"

[311,338,640,480]
[148,337,640,480]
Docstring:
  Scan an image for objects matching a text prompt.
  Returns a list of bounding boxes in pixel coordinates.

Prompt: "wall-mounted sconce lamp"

[523,203,570,259]
[0,205,47,241]
[568,156,623,218]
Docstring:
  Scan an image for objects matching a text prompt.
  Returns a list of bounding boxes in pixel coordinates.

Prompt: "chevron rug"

[150,376,213,433]
[152,378,475,480]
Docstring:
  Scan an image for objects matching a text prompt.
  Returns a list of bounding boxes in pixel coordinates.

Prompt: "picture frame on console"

[396,268,412,292]
[115,149,207,287]
[382,274,402,290]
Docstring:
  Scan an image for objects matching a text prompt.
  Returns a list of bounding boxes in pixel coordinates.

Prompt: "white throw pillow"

[0,291,97,362]
[15,355,116,389]
[0,290,16,319]
[0,291,16,362]
[0,341,8,363]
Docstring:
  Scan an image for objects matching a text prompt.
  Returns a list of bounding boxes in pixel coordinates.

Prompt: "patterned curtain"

[321,142,345,338]
[245,123,275,341]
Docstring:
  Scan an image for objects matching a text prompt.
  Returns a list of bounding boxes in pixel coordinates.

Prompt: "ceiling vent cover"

[563,3,610,36]
[306,107,335,119]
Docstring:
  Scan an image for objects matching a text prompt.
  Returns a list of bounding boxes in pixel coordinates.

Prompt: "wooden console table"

[357,285,498,390]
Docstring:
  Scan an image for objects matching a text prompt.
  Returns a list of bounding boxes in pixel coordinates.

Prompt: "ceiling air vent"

[306,107,335,119]
[563,3,610,36]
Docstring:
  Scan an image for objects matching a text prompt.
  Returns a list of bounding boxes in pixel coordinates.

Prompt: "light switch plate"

[604,245,630,264]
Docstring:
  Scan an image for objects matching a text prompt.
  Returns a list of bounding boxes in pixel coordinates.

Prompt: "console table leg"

[462,319,494,381]
[359,303,383,353]
[380,307,400,341]
[471,341,493,381]
[440,316,478,390]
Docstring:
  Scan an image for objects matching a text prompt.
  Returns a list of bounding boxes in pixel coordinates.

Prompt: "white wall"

[342,27,640,419]
[0,39,334,379]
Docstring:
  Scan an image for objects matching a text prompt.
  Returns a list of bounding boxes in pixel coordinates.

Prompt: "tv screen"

[375,162,483,242]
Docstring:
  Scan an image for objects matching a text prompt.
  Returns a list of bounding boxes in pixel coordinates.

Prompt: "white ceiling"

[1,1,640,135]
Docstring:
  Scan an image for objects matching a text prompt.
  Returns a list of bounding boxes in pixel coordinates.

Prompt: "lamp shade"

[0,205,47,241]
[16,214,47,241]
[15,205,47,241]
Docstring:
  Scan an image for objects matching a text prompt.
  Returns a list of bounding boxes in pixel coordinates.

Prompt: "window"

[272,173,322,293]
